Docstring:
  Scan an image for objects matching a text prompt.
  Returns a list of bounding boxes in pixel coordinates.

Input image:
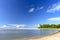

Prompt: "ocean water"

[0,29,58,40]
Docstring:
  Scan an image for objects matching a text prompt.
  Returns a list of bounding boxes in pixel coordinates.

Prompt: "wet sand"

[29,31,60,40]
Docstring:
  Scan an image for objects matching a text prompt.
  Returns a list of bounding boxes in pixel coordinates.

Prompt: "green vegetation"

[38,24,60,28]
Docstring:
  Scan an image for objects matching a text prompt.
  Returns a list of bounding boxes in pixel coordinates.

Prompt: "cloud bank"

[0,24,39,29]
[48,17,60,22]
[0,24,26,29]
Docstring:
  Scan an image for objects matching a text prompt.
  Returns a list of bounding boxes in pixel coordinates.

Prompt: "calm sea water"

[0,29,58,40]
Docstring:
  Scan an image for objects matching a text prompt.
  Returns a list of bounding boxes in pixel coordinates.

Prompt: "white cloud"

[28,8,35,13]
[16,24,26,28]
[28,6,43,13]
[18,28,38,30]
[0,25,7,28]
[34,24,40,27]
[38,7,44,10]
[7,24,26,28]
[48,17,60,21]
[0,24,39,29]
[47,2,60,13]
[40,7,44,9]
[0,24,26,29]
[2,25,7,28]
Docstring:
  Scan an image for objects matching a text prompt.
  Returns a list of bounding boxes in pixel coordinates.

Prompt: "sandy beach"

[29,31,60,40]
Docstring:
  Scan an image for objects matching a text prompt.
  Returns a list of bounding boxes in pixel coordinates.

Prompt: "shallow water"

[0,29,58,40]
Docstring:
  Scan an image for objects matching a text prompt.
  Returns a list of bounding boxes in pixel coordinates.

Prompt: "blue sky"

[0,0,60,28]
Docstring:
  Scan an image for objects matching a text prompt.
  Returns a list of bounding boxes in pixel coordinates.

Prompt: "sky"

[0,0,60,28]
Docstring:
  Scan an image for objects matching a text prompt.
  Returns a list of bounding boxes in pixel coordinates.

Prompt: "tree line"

[38,24,60,28]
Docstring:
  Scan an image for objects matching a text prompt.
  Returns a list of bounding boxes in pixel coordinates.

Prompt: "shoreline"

[29,31,60,40]
[12,31,59,40]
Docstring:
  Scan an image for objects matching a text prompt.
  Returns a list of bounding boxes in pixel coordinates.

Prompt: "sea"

[0,29,58,40]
